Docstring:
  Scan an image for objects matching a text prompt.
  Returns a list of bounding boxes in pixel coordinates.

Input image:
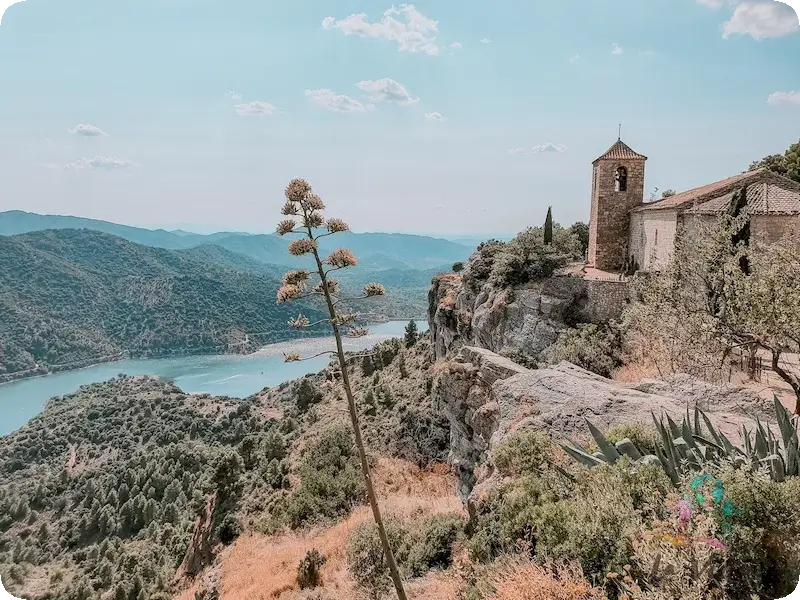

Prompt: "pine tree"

[404,320,418,348]
[544,206,553,245]
[275,178,408,600]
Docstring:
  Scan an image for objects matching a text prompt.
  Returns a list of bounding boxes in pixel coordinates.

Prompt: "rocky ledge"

[432,346,773,511]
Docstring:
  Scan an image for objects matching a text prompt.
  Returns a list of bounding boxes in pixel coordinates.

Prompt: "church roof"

[593,139,648,163]
[631,168,788,213]
[684,180,800,216]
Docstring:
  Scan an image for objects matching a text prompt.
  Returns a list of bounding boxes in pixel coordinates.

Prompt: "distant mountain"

[0,229,329,381]
[0,211,472,270]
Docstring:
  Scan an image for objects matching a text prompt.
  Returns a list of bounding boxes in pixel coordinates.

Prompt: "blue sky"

[0,0,798,237]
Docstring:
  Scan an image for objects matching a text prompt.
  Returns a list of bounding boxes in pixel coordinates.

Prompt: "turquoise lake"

[0,320,427,437]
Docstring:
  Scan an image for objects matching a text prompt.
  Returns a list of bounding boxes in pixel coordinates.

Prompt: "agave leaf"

[585,419,621,464]
[666,414,681,442]
[754,420,769,460]
[699,408,723,447]
[694,406,702,438]
[774,395,795,447]
[616,439,642,461]
[654,445,680,486]
[560,443,605,467]
[681,422,698,450]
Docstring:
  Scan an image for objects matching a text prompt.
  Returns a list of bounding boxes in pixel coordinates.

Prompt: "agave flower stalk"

[275,178,408,600]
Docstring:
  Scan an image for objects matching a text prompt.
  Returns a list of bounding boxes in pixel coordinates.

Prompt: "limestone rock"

[433,346,773,508]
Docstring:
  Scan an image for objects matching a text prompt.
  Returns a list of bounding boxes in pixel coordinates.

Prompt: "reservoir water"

[0,320,427,437]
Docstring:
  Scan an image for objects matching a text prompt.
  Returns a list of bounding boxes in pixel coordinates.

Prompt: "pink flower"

[674,499,693,529]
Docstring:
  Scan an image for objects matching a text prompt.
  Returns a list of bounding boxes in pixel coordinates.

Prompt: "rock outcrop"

[428,265,631,363]
[433,346,773,510]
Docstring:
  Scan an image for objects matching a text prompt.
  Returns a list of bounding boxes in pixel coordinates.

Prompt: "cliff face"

[427,257,630,362]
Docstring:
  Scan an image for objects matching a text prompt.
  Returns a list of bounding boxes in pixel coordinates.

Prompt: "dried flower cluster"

[363,282,386,297]
[277,284,302,304]
[325,248,358,269]
[277,219,297,235]
[333,312,358,326]
[283,352,301,363]
[288,314,310,329]
[326,218,349,233]
[304,212,324,229]
[346,326,369,338]
[314,279,340,296]
[284,178,312,203]
[283,270,310,286]
[288,238,317,257]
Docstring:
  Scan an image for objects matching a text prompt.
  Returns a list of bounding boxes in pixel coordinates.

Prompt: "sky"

[0,0,798,237]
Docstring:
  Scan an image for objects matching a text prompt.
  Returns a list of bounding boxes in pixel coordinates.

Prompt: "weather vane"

[618,123,622,140]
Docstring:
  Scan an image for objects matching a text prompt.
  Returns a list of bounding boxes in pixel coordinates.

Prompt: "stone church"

[586,137,800,273]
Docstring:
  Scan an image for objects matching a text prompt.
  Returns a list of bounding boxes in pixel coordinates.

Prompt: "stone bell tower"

[587,136,647,271]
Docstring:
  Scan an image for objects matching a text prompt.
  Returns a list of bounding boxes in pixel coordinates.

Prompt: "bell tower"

[587,136,647,271]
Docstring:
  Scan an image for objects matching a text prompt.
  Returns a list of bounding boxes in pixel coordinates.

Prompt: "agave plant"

[561,395,799,485]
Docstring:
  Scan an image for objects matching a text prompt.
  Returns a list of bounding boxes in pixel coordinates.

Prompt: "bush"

[604,424,659,457]
[492,431,555,478]
[347,516,407,599]
[285,426,366,528]
[452,262,464,273]
[499,349,538,370]
[548,323,622,378]
[297,378,323,412]
[489,226,581,288]
[297,549,326,589]
[406,513,466,576]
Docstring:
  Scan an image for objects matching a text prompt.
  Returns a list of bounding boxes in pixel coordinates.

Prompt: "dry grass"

[484,556,607,600]
[179,458,462,600]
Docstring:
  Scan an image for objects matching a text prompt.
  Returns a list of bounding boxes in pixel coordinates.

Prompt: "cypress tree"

[544,206,554,245]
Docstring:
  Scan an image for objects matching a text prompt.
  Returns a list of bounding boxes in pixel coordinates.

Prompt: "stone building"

[587,137,800,273]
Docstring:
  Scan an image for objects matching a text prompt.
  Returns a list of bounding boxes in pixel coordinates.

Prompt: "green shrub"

[489,226,581,288]
[347,515,408,599]
[492,430,554,478]
[296,378,323,412]
[285,426,365,528]
[548,323,622,378]
[603,423,659,457]
[405,513,466,576]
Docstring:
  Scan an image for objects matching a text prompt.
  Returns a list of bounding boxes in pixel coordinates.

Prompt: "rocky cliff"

[432,345,773,511]
[427,263,631,362]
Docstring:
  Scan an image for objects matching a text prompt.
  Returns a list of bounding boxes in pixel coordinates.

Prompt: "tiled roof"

[593,139,648,163]
[684,181,800,215]
[633,168,769,212]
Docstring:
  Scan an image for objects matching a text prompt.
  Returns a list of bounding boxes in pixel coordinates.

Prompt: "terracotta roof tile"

[684,182,800,215]
[633,169,769,212]
[593,139,648,162]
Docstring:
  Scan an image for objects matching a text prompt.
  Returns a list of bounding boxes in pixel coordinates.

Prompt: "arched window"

[614,166,628,192]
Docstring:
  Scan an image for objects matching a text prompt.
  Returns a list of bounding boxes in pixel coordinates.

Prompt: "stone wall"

[583,278,633,323]
[629,209,678,271]
[588,157,647,271]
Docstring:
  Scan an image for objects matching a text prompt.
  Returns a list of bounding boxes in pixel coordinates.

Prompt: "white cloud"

[64,156,136,170]
[767,90,800,104]
[305,89,368,113]
[234,101,278,116]
[611,43,624,55]
[699,0,800,39]
[68,124,106,137]
[569,53,580,63]
[322,4,441,55]
[532,143,566,153]
[450,41,462,49]
[424,111,446,121]
[507,148,526,155]
[226,90,242,100]
[722,0,799,39]
[356,78,419,105]
[480,37,491,44]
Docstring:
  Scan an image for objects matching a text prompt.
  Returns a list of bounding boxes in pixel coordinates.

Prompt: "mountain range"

[0,211,474,381]
[0,210,471,271]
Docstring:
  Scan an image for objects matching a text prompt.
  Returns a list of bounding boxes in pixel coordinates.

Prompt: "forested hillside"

[0,229,328,380]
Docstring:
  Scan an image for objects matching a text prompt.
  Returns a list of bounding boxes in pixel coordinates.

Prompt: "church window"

[614,166,628,192]
[655,230,658,245]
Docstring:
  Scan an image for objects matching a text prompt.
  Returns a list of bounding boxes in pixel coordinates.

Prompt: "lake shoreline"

[0,317,425,386]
